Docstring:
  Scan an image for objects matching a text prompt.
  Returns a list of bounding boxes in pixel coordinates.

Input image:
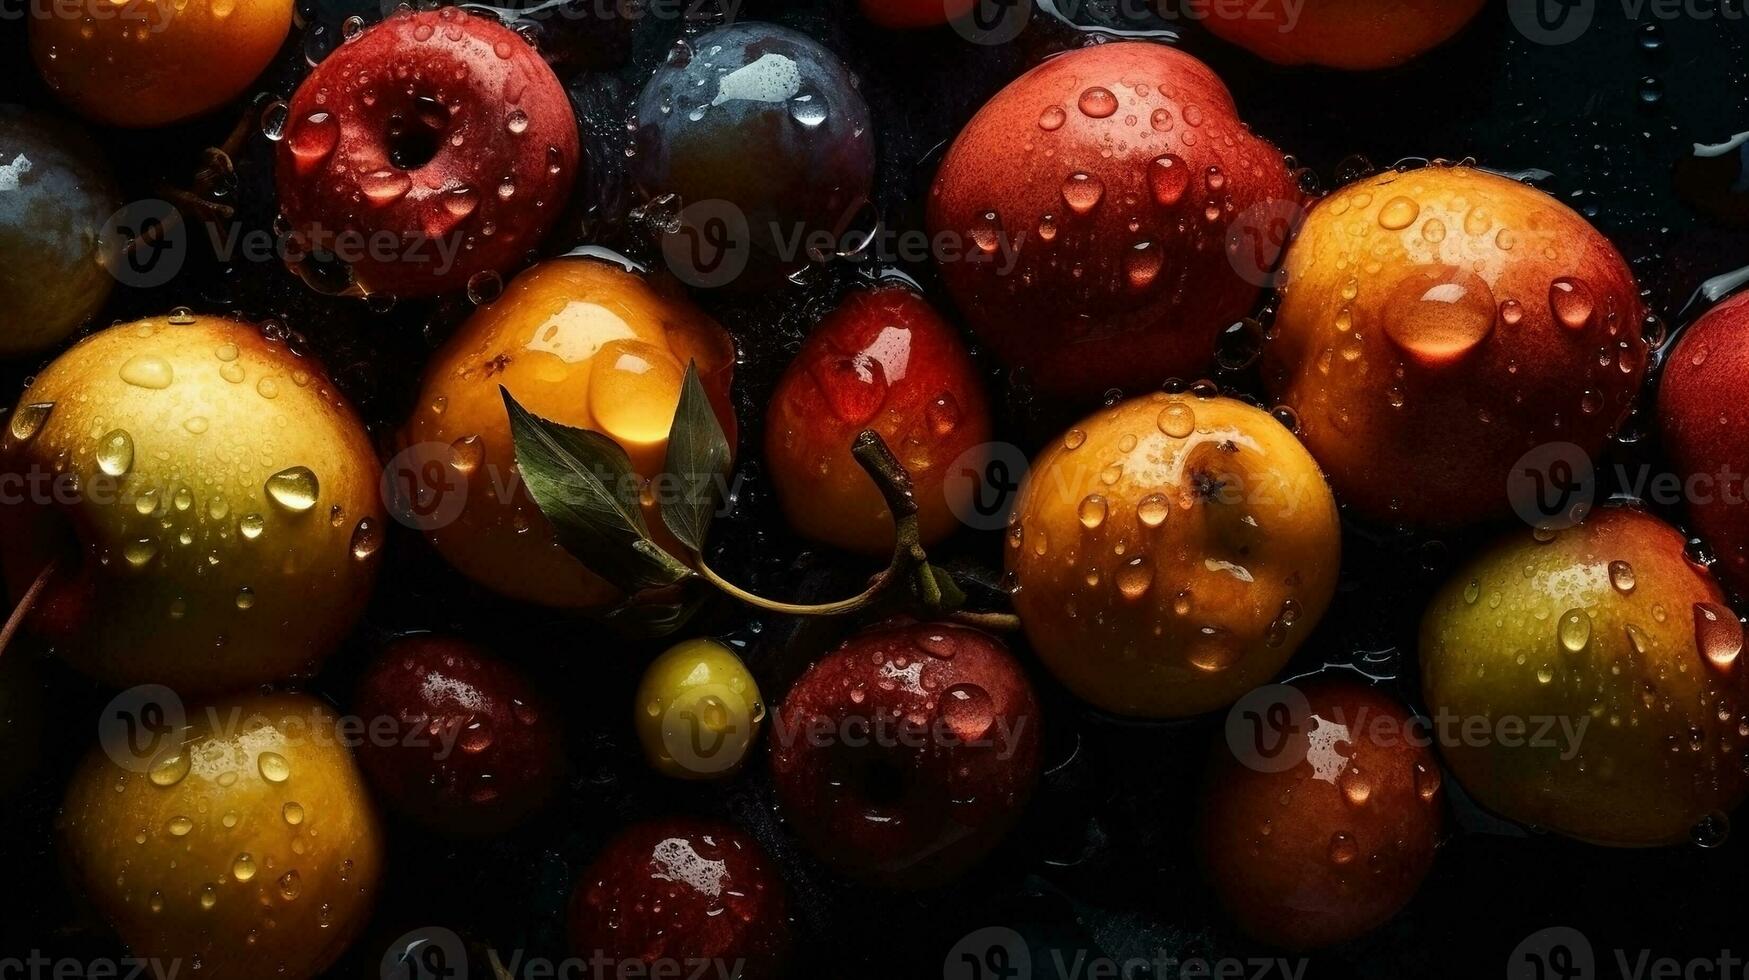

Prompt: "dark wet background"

[3,0,1749,977]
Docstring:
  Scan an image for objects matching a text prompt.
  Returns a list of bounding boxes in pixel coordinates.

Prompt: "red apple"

[275,7,580,298]
[1200,679,1444,950]
[927,42,1300,399]
[768,620,1041,888]
[568,819,790,977]
[352,634,563,836]
[765,284,992,555]
[1660,290,1749,599]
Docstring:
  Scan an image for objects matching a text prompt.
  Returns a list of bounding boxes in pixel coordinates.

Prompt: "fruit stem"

[949,610,1024,632]
[0,560,57,661]
[696,429,947,620]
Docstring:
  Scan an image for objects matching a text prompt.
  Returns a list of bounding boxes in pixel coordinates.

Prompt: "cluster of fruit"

[1,0,1746,975]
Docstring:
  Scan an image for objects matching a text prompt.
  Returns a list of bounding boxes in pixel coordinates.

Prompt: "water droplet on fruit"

[811,355,888,425]
[96,429,134,477]
[123,538,158,568]
[1693,602,1743,670]
[1378,196,1420,230]
[119,355,174,389]
[1078,494,1108,529]
[148,751,190,787]
[1550,278,1595,331]
[7,403,52,442]
[288,111,340,168]
[1038,105,1066,130]
[1384,271,1496,366]
[239,514,266,540]
[1328,832,1359,865]
[1148,154,1189,206]
[1062,172,1105,214]
[232,854,257,882]
[265,467,319,512]
[1558,609,1592,654]
[1077,86,1117,118]
[1609,560,1636,594]
[942,683,995,741]
[350,518,383,560]
[278,870,302,901]
[258,752,291,783]
[1692,810,1732,848]
[1116,558,1154,599]
[1137,494,1170,528]
[1158,401,1196,438]
[166,815,194,836]
[282,802,304,826]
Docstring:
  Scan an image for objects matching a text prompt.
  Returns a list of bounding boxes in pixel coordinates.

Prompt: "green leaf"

[659,361,734,554]
[501,388,693,594]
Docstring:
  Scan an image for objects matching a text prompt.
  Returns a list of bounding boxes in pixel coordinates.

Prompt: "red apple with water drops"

[1200,679,1444,950]
[568,819,791,977]
[769,620,1041,888]
[352,634,563,836]
[1660,290,1749,599]
[766,284,992,555]
[928,42,1300,399]
[275,6,580,298]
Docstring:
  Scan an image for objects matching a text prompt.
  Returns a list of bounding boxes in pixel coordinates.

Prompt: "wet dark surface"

[3,1,1749,977]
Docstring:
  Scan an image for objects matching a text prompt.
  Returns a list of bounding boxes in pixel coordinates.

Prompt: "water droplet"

[1608,560,1636,594]
[1328,831,1359,865]
[942,683,995,741]
[350,518,383,560]
[1158,401,1196,438]
[1378,196,1420,230]
[1384,270,1497,366]
[282,802,304,825]
[1062,172,1105,214]
[119,355,174,390]
[1148,154,1189,206]
[1116,557,1154,599]
[1038,105,1066,131]
[1693,602,1743,670]
[1558,609,1592,654]
[1078,495,1108,529]
[96,429,134,476]
[1077,86,1117,118]
[1137,494,1170,528]
[232,853,257,882]
[258,752,291,783]
[148,751,191,788]
[265,467,319,512]
[1550,277,1596,331]
[7,403,52,442]
[1692,810,1732,848]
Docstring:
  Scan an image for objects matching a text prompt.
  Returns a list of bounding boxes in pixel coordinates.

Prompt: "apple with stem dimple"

[275,6,580,298]
[59,693,383,980]
[1007,392,1341,718]
[400,255,737,609]
[0,314,385,693]
[1421,507,1749,846]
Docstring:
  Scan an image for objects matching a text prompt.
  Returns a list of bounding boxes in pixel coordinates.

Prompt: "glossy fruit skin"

[275,7,580,298]
[0,314,385,694]
[353,634,563,836]
[1659,290,1749,599]
[1263,165,1648,528]
[769,620,1041,889]
[1188,0,1486,70]
[927,43,1298,399]
[401,256,737,609]
[1008,393,1340,718]
[60,693,384,980]
[1421,508,1749,846]
[569,818,791,978]
[635,638,765,780]
[31,0,293,128]
[858,0,974,28]
[632,23,875,284]
[1201,680,1444,950]
[0,106,119,358]
[765,285,992,555]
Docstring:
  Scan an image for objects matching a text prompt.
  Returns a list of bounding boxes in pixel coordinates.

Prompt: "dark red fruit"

[1660,290,1749,599]
[769,621,1041,889]
[275,6,579,298]
[1199,679,1445,950]
[352,634,563,836]
[568,819,791,978]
